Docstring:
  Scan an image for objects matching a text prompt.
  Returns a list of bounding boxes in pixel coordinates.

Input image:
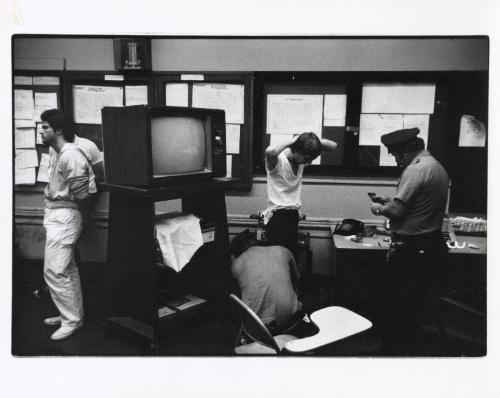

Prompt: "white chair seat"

[284,306,372,354]
[235,334,296,354]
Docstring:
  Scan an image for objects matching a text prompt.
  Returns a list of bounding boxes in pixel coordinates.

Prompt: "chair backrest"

[229,293,281,353]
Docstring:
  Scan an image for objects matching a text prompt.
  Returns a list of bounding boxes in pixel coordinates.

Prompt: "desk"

[331,227,486,318]
[332,230,486,255]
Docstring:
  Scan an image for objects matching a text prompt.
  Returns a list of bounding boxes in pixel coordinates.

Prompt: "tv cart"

[102,179,232,352]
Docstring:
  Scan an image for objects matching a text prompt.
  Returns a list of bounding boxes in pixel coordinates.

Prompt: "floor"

[11,259,485,357]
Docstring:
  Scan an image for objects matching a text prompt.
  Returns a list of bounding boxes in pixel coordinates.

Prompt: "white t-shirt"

[263,148,304,224]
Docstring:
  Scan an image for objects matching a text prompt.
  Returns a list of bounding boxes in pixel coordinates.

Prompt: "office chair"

[229,294,372,355]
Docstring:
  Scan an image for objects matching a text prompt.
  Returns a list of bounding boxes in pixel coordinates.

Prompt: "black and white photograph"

[2,1,499,397]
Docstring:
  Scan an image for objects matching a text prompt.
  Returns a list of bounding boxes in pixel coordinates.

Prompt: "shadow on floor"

[11,259,485,357]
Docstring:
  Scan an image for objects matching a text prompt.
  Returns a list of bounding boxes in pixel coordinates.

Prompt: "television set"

[101,105,226,186]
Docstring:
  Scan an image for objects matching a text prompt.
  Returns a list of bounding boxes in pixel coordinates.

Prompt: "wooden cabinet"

[102,180,232,349]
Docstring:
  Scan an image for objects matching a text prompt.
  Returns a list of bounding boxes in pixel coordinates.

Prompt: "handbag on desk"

[334,219,364,236]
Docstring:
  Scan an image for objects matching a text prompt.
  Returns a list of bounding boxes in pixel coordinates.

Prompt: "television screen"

[151,116,208,176]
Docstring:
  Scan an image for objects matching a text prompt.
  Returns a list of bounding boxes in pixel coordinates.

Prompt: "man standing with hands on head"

[369,127,449,353]
[263,132,337,257]
[39,109,96,340]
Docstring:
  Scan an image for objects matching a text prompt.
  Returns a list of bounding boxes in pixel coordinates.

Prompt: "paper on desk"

[155,214,204,273]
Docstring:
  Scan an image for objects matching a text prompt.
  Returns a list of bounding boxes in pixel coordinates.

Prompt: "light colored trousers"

[43,208,84,327]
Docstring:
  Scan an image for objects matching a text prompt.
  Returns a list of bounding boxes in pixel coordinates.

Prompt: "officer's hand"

[371,203,384,215]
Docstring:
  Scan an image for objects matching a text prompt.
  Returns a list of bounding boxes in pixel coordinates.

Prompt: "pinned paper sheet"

[361,83,436,114]
[459,115,486,147]
[125,85,148,106]
[226,124,240,154]
[73,85,123,124]
[267,94,323,135]
[323,94,347,126]
[14,76,33,85]
[37,153,51,183]
[403,114,429,146]
[15,168,36,185]
[226,155,232,178]
[33,76,60,85]
[15,119,36,128]
[34,92,58,121]
[155,214,204,273]
[15,89,34,120]
[36,123,44,145]
[15,149,38,169]
[165,83,189,107]
[15,128,36,149]
[379,144,397,167]
[192,83,245,124]
[359,114,404,146]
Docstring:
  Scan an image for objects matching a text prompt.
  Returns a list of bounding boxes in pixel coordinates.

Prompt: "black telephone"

[334,219,365,236]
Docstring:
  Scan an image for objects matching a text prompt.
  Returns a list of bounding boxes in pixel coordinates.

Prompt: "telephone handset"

[334,219,365,236]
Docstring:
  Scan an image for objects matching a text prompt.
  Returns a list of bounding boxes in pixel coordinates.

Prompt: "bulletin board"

[255,74,348,175]
[13,71,63,190]
[156,72,254,192]
[253,71,487,215]
[63,71,155,154]
[254,72,362,176]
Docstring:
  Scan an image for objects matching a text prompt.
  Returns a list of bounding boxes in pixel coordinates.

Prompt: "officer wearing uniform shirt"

[369,127,449,352]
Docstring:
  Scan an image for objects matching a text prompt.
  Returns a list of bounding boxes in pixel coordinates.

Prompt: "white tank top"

[263,148,304,224]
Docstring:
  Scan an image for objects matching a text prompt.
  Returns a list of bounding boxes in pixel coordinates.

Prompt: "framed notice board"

[13,70,63,190]
[63,71,155,167]
[254,72,349,175]
[157,72,254,191]
[253,71,488,214]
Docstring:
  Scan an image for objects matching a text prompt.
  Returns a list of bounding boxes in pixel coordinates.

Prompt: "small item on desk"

[447,241,466,249]
[350,235,363,243]
[363,225,378,237]
[468,243,480,250]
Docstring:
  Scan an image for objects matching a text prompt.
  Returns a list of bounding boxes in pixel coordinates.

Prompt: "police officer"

[370,127,449,353]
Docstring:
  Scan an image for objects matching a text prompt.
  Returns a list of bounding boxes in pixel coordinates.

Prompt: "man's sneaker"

[43,316,61,326]
[50,323,82,341]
